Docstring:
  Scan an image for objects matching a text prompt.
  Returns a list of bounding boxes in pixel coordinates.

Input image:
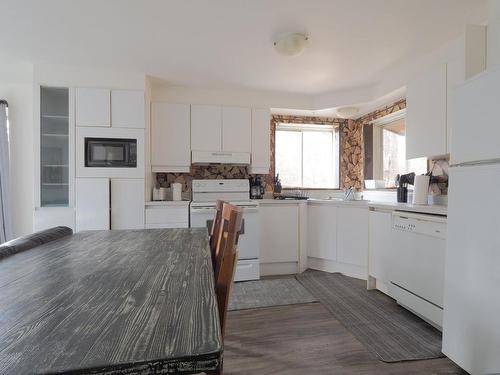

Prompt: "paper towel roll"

[172,183,182,201]
[412,175,430,205]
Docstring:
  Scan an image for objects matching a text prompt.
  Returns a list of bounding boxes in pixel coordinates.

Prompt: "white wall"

[34,64,146,90]
[488,0,500,68]
[0,61,35,238]
[151,81,314,109]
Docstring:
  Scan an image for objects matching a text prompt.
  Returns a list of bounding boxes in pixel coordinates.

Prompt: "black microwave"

[85,138,137,168]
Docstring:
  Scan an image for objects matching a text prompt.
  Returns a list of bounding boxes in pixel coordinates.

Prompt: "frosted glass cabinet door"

[40,87,70,207]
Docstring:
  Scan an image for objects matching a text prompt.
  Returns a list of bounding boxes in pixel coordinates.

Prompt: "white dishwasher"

[389,211,447,328]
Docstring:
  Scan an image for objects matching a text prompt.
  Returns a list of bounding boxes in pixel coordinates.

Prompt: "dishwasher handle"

[392,210,447,224]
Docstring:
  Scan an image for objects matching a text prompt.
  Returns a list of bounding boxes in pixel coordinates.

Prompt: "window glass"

[275,124,340,189]
[275,130,302,188]
[364,115,427,188]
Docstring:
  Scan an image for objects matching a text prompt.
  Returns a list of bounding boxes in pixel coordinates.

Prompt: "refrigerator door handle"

[450,158,500,168]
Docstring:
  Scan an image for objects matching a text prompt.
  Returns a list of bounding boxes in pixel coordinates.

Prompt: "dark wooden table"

[0,228,222,374]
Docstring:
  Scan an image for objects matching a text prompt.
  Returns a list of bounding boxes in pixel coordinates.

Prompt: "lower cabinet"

[111,179,144,230]
[307,203,337,261]
[337,207,369,267]
[306,203,369,280]
[34,207,75,232]
[75,178,144,232]
[259,203,300,275]
[368,209,392,283]
[76,178,110,231]
[145,203,189,229]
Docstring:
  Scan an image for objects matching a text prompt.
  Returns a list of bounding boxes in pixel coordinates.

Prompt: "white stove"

[190,179,260,281]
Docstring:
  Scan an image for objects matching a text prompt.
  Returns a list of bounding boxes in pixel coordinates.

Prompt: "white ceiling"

[0,0,487,98]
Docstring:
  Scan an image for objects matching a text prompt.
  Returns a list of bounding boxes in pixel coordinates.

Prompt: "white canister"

[171,183,182,201]
[412,175,430,205]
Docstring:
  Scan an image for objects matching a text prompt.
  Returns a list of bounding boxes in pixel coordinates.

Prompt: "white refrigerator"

[443,67,500,374]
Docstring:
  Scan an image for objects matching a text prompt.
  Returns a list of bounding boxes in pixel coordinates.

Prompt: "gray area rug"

[296,272,444,363]
[229,278,318,311]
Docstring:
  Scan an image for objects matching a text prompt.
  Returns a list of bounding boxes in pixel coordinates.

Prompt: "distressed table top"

[0,228,222,374]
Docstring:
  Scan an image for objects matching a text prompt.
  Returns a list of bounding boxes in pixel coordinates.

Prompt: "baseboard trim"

[307,257,367,280]
[260,262,298,276]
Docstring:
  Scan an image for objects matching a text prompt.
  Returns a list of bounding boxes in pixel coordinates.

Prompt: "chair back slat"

[214,203,243,339]
[209,200,225,269]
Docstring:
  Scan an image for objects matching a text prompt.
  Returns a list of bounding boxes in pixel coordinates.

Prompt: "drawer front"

[145,207,188,224]
[234,259,260,282]
[145,222,188,229]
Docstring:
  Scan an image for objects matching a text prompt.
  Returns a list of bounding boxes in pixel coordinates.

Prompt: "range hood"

[191,151,251,165]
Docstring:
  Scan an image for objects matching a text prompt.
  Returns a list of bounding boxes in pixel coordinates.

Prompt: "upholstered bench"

[0,226,73,261]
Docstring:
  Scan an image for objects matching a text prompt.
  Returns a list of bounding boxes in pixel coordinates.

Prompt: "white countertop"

[368,201,447,216]
[253,198,447,215]
[255,198,308,205]
[145,200,190,207]
[146,197,447,215]
[308,198,371,208]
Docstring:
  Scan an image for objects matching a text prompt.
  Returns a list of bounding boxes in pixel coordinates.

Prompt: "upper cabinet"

[76,88,144,128]
[406,63,448,160]
[76,88,110,127]
[191,105,252,155]
[222,106,251,152]
[191,104,222,151]
[250,108,270,174]
[111,90,145,129]
[405,25,486,160]
[151,103,191,172]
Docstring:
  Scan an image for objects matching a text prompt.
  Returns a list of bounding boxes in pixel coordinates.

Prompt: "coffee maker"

[250,176,264,199]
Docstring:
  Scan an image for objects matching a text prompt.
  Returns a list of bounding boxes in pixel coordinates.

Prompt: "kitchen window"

[364,110,427,188]
[275,123,340,189]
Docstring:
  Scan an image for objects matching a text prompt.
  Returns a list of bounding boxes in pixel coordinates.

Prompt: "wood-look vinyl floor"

[223,303,466,375]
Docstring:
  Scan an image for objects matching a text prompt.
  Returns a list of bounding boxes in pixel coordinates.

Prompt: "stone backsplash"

[429,158,449,195]
[156,166,250,192]
[341,120,364,191]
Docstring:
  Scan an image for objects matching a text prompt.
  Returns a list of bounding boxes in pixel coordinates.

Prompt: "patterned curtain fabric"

[0,101,12,243]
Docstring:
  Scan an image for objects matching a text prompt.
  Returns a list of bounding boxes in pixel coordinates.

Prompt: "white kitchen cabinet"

[307,203,337,261]
[368,209,392,282]
[111,90,145,129]
[406,63,447,159]
[151,103,191,172]
[260,204,299,265]
[451,68,500,165]
[337,207,369,267]
[145,203,189,229]
[222,106,251,152]
[34,207,75,232]
[111,179,144,230]
[250,108,270,174]
[75,178,110,231]
[191,104,222,152]
[75,88,110,127]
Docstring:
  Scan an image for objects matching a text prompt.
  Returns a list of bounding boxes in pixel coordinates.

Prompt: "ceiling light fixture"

[273,32,309,57]
[336,106,360,119]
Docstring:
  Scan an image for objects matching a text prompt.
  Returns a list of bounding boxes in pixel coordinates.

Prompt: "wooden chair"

[213,203,243,339]
[209,200,225,270]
